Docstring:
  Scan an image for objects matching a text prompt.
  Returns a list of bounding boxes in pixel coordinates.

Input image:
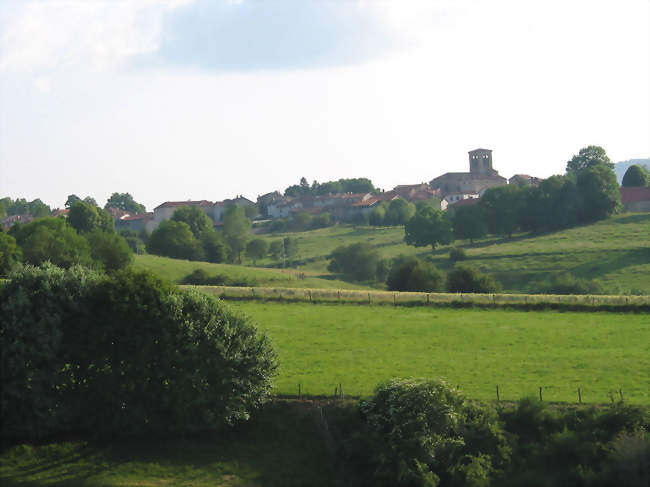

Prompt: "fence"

[185,285,650,310]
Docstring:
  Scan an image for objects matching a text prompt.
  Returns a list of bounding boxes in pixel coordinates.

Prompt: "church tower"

[468,148,495,175]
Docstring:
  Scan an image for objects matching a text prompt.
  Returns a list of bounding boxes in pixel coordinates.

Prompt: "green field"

[135,213,650,294]
[232,301,650,404]
[133,254,372,290]
[254,213,650,294]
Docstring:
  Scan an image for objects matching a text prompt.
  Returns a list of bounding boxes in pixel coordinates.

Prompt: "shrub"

[449,247,467,262]
[0,264,277,439]
[386,256,445,292]
[147,220,205,261]
[180,269,258,287]
[531,273,605,295]
[328,242,381,282]
[447,265,501,293]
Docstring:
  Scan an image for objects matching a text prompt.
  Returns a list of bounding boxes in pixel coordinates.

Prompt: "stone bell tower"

[468,148,496,175]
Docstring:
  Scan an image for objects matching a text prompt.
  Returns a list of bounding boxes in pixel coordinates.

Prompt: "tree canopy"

[104,192,146,214]
[404,206,453,251]
[621,165,648,187]
[147,220,204,261]
[67,201,114,233]
[171,205,213,239]
[566,145,614,174]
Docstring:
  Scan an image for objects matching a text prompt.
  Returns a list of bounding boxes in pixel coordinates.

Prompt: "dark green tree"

[65,194,81,208]
[245,238,268,265]
[480,185,526,237]
[269,240,284,263]
[172,205,213,239]
[447,265,501,293]
[82,196,98,206]
[566,145,614,174]
[621,165,648,187]
[85,229,133,271]
[452,205,487,243]
[283,237,299,266]
[384,199,416,226]
[386,256,445,292]
[0,231,22,275]
[200,229,227,263]
[10,218,92,268]
[328,242,381,281]
[576,164,621,222]
[104,192,146,214]
[68,201,113,233]
[404,206,453,252]
[147,220,205,261]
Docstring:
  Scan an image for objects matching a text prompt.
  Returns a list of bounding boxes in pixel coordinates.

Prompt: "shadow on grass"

[571,247,650,279]
[1,403,336,487]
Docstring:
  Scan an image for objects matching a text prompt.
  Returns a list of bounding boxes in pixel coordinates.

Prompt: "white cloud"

[0,0,191,72]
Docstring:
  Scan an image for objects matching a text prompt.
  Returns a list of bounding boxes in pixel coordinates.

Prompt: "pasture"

[233,301,650,404]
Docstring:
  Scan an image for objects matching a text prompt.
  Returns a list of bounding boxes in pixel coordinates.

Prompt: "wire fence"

[186,285,650,311]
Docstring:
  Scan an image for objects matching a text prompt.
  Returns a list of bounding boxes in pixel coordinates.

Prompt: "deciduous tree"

[404,206,453,251]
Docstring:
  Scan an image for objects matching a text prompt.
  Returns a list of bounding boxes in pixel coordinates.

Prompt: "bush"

[449,247,467,262]
[447,265,501,293]
[147,220,205,261]
[531,273,605,295]
[0,264,277,440]
[180,269,258,287]
[328,242,381,281]
[386,256,445,292]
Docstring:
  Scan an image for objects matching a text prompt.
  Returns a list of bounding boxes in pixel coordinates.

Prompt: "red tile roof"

[121,212,153,221]
[154,200,213,210]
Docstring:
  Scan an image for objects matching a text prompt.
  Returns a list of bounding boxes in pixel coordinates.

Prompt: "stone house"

[430,148,507,197]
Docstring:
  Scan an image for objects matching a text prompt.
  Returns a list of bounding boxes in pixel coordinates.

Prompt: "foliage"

[566,145,614,174]
[328,242,382,281]
[200,229,227,263]
[386,256,445,292]
[0,231,22,275]
[311,212,331,229]
[180,268,259,287]
[85,229,133,271]
[285,177,376,197]
[147,220,205,261]
[404,206,453,251]
[0,197,51,217]
[10,217,93,268]
[447,265,501,293]
[480,185,526,238]
[246,238,269,265]
[104,192,147,213]
[576,164,621,222]
[283,237,299,265]
[118,229,146,254]
[453,205,487,243]
[68,200,114,233]
[384,198,416,226]
[0,264,278,440]
[530,273,605,295]
[369,202,387,225]
[269,239,284,262]
[621,165,648,187]
[353,379,467,486]
[171,205,213,239]
[223,206,251,263]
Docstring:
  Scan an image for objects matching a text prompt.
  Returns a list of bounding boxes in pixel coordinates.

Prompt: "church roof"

[468,148,492,153]
[430,172,506,182]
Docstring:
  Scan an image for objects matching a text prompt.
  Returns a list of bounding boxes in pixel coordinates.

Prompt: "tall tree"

[105,192,147,214]
[172,205,213,239]
[65,194,81,208]
[404,206,453,252]
[245,238,268,265]
[566,145,614,174]
[480,185,526,237]
[576,164,621,222]
[68,201,114,234]
[452,205,487,243]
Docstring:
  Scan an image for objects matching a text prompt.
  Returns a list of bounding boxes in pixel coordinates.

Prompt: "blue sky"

[1,0,648,210]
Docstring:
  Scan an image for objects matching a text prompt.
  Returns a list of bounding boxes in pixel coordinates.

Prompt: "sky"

[1,0,648,211]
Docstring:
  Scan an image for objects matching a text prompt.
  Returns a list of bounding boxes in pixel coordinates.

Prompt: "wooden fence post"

[578,388,582,404]
[299,383,302,400]
[539,387,543,401]
[496,385,500,402]
[340,382,343,399]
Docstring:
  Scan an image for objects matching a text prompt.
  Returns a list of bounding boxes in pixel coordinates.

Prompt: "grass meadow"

[135,213,650,295]
[233,301,650,404]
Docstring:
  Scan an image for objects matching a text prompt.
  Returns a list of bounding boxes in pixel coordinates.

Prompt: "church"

[430,148,507,197]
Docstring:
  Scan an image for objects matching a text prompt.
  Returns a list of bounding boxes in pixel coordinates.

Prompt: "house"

[105,207,131,220]
[1,214,33,231]
[153,200,214,228]
[115,212,156,233]
[430,149,507,197]
[620,187,650,212]
[441,192,480,211]
[509,174,543,186]
[213,195,256,221]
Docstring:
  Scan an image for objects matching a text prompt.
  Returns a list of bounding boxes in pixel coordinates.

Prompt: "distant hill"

[615,158,650,183]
